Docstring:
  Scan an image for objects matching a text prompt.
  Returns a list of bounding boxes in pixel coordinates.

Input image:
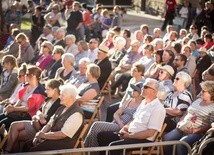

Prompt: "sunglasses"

[175,77,180,81]
[143,85,154,90]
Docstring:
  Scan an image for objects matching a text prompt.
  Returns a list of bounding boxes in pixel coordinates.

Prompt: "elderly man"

[94,45,112,89]
[29,83,84,151]
[97,78,166,154]
[52,28,66,48]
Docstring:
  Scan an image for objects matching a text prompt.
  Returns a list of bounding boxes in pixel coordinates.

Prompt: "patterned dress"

[84,99,138,148]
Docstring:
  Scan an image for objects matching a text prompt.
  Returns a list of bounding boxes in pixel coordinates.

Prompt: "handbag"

[177,120,192,133]
[173,16,185,26]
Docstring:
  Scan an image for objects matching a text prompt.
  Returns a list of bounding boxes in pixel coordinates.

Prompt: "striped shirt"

[184,98,214,128]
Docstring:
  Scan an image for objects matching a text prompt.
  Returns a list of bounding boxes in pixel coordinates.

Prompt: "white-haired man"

[97,78,166,154]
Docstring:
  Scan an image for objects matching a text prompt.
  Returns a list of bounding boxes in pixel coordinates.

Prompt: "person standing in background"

[161,0,177,31]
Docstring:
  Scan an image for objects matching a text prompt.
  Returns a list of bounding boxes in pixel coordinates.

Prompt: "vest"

[51,103,84,142]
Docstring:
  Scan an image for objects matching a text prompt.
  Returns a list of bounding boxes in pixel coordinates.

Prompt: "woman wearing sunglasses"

[163,71,193,132]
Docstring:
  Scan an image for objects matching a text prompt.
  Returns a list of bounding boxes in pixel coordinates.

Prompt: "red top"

[166,0,176,11]
[83,10,92,26]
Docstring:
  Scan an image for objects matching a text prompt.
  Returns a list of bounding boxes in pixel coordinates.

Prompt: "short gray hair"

[144,78,159,91]
[60,83,78,99]
[62,53,75,66]
[176,71,192,88]
[115,36,126,47]
[57,28,66,36]
[79,57,91,65]
[65,34,76,42]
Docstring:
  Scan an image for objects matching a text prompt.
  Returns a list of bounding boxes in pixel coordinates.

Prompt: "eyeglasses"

[175,77,180,81]
[143,85,154,90]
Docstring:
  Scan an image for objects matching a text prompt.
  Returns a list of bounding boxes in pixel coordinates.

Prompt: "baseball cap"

[130,82,144,94]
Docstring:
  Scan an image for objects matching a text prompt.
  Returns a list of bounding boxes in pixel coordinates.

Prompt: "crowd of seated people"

[0,0,213,154]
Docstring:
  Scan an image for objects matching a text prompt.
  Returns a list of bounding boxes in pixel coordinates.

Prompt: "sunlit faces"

[158,70,170,80]
[173,76,183,88]
[162,51,171,63]
[45,86,55,98]
[201,89,212,101]
[154,53,161,63]
[182,47,191,58]
[141,83,155,98]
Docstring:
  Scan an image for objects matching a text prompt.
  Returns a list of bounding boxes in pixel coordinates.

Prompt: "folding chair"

[74,124,89,149]
[0,124,8,150]
[84,96,105,128]
[128,123,167,155]
[100,74,112,103]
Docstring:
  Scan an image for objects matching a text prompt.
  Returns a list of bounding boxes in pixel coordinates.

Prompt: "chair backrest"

[100,74,112,103]
[85,96,105,128]
[128,123,167,155]
[74,124,89,149]
[0,124,8,149]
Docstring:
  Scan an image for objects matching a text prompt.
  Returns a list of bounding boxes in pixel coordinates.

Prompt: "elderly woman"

[77,63,100,118]
[163,71,193,132]
[0,55,18,101]
[75,40,89,68]
[85,82,143,148]
[69,57,90,87]
[42,45,63,80]
[28,83,83,152]
[4,79,62,153]
[0,66,46,129]
[164,81,214,155]
[109,36,126,69]
[64,34,79,56]
[36,41,53,71]
[55,53,77,81]
[158,65,175,94]
[15,33,34,65]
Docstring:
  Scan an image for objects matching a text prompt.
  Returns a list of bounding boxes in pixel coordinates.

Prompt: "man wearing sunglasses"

[97,78,166,154]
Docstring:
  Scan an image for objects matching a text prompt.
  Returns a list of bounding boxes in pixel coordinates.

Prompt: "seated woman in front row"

[76,63,100,119]
[84,82,143,148]
[4,79,62,153]
[0,65,46,129]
